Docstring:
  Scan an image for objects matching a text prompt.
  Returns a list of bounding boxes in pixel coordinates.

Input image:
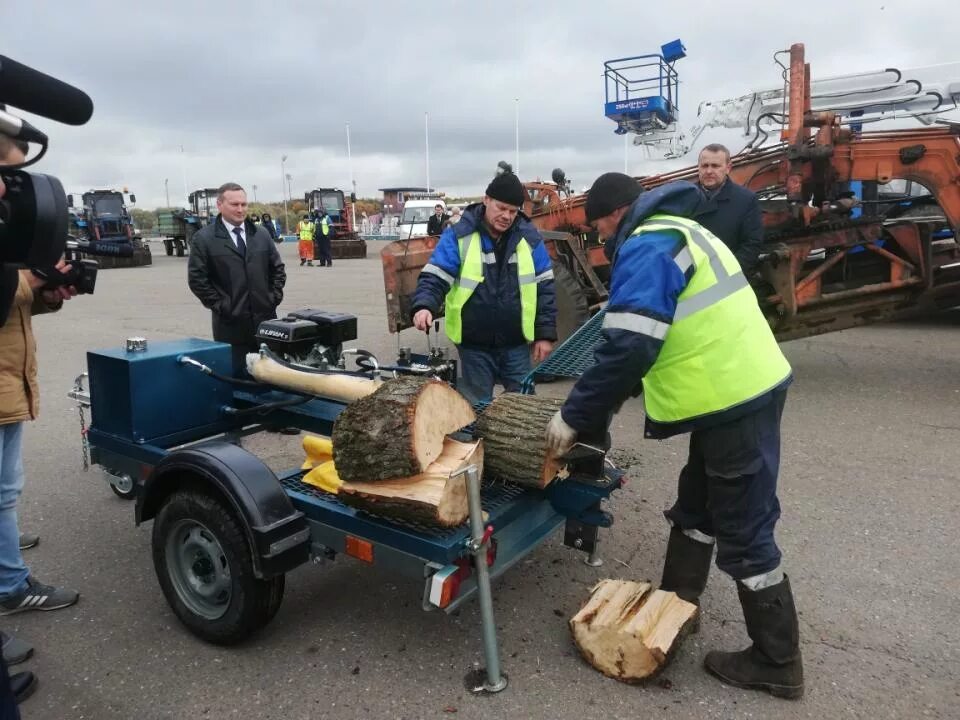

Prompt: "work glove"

[546,410,577,457]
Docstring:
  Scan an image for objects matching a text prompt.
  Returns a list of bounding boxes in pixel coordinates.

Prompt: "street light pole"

[515,98,520,177]
[346,122,357,231]
[179,145,188,199]
[281,155,288,233]
[252,184,258,203]
[424,111,430,192]
[164,178,170,208]
[285,174,293,208]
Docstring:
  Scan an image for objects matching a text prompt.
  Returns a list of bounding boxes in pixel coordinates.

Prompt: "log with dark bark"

[569,579,698,682]
[474,393,566,488]
[338,439,482,526]
[332,377,475,482]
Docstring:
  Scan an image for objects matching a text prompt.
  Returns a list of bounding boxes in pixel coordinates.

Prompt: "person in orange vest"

[297,215,315,266]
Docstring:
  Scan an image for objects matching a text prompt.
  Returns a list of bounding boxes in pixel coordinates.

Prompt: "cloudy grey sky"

[5,1,960,207]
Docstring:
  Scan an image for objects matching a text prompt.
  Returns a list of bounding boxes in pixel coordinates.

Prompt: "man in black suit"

[695,144,764,273]
[188,182,286,375]
[426,203,449,236]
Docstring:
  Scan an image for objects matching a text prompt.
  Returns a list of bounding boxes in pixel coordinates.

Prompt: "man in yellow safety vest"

[411,170,557,404]
[546,173,803,700]
[297,215,314,266]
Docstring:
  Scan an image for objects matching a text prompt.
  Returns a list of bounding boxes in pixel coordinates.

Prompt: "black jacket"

[188,217,286,345]
[426,213,449,236]
[0,265,17,327]
[694,179,763,272]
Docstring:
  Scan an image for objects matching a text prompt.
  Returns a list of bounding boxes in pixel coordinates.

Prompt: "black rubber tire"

[175,239,185,257]
[553,260,591,344]
[163,239,173,256]
[151,490,285,646]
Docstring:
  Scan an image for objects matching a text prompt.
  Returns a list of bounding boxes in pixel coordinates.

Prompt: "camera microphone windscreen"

[0,55,93,126]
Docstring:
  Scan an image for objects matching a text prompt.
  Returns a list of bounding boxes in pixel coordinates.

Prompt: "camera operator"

[0,131,81,707]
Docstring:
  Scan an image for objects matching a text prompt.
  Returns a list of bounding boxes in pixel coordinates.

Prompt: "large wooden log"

[338,439,482,526]
[474,393,566,488]
[246,353,382,402]
[332,377,475,482]
[569,579,698,682]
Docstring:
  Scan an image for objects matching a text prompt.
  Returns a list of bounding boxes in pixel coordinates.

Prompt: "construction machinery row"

[382,43,960,345]
[152,186,367,259]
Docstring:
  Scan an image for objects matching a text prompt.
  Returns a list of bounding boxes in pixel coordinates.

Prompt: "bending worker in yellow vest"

[411,170,557,404]
[546,174,803,700]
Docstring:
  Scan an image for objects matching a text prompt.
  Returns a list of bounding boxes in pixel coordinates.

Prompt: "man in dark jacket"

[426,204,448,236]
[694,144,764,273]
[411,172,556,404]
[188,182,286,375]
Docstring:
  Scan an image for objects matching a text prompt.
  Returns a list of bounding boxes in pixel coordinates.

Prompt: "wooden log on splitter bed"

[331,376,476,483]
[338,438,482,526]
[474,392,567,488]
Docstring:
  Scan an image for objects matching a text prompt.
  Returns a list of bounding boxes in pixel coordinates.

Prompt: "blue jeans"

[0,423,29,600]
[664,390,787,580]
[456,345,532,405]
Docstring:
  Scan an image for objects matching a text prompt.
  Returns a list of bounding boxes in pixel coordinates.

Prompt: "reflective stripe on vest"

[298,222,314,241]
[442,232,539,344]
[632,214,791,425]
[321,217,330,235]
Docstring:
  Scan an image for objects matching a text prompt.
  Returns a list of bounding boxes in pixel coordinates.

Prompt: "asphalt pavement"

[9,239,959,719]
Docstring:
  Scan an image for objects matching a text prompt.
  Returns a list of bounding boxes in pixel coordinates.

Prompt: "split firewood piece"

[569,579,698,682]
[332,376,475,482]
[474,393,567,488]
[246,352,382,402]
[339,438,482,526]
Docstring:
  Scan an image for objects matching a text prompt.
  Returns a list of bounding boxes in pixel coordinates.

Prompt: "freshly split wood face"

[570,579,698,682]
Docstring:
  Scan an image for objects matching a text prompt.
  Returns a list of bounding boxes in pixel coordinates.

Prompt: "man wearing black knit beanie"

[410,168,557,404]
[547,173,804,700]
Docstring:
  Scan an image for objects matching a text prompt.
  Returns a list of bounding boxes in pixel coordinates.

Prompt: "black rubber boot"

[704,575,804,700]
[660,527,713,604]
[660,527,713,634]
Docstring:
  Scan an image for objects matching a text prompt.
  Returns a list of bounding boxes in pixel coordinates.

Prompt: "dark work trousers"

[315,233,332,266]
[0,654,19,720]
[664,389,788,580]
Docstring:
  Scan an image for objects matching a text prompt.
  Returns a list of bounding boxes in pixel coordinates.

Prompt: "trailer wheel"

[163,239,174,256]
[152,490,285,645]
[109,473,136,500]
[175,239,185,257]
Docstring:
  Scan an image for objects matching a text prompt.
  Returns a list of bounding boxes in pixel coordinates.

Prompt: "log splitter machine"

[68,309,622,694]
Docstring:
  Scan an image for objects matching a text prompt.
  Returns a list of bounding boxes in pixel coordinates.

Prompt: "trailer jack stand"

[461,465,509,695]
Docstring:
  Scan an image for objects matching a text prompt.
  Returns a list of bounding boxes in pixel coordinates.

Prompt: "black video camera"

[0,55,99,293]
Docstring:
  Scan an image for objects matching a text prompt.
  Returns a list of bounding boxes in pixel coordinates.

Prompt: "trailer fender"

[138,441,310,578]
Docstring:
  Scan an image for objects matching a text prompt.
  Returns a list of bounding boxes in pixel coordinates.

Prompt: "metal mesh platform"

[523,309,607,390]
[280,471,527,539]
